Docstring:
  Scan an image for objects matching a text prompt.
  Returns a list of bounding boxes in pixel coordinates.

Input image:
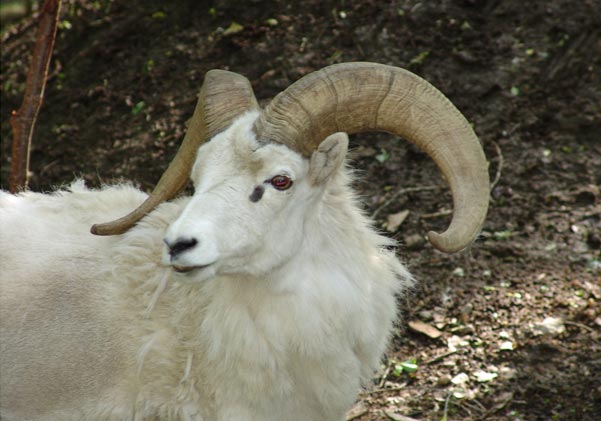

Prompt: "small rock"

[452,267,465,277]
[499,366,517,380]
[531,316,565,337]
[451,372,469,385]
[404,233,425,249]
[437,374,452,386]
[448,335,470,351]
[418,309,433,321]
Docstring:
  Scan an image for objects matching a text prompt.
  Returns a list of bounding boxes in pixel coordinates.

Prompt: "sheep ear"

[308,132,349,185]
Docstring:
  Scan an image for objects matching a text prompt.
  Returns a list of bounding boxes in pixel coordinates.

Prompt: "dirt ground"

[1,1,600,420]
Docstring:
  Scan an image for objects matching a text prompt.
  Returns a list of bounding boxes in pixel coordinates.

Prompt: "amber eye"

[270,175,293,191]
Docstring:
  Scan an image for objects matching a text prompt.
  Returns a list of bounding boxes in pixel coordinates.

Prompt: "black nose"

[165,237,198,258]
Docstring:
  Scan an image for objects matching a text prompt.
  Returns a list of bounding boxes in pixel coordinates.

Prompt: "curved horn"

[253,62,489,253]
[91,70,258,235]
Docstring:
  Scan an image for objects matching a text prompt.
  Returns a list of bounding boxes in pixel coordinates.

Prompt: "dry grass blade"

[384,409,421,421]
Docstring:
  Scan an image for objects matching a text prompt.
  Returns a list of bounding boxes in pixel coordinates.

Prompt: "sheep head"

[161,112,350,279]
[92,62,489,254]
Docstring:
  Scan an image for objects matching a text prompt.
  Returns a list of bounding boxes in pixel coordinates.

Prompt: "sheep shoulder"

[0,183,193,420]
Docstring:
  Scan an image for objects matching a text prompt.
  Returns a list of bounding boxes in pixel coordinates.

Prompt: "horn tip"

[427,231,467,254]
[90,222,127,236]
[90,224,100,235]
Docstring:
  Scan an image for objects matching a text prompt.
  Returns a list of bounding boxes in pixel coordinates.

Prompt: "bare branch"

[371,185,442,219]
[490,140,504,192]
[9,0,61,192]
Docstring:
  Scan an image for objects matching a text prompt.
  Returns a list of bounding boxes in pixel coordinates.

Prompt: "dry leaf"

[383,409,420,421]
[408,320,442,339]
[346,402,368,420]
[386,210,409,232]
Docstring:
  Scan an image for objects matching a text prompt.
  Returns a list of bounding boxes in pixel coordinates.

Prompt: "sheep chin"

[171,264,211,274]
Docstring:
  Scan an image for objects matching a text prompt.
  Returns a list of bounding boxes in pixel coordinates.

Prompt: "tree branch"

[9,0,61,192]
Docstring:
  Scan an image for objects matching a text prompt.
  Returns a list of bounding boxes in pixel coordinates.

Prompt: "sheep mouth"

[172,264,211,274]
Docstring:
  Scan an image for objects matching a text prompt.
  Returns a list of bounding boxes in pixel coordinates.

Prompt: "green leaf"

[393,358,418,376]
[223,22,244,36]
[144,59,155,73]
[131,101,146,115]
[410,51,429,66]
[493,230,512,240]
[375,149,390,163]
[58,20,72,30]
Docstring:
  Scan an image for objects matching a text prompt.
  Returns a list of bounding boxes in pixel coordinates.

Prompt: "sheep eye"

[270,175,293,191]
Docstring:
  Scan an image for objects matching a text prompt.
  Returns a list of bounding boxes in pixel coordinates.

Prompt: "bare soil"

[1,1,600,420]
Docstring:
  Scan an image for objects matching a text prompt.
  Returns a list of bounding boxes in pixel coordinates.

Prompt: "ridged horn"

[91,70,258,235]
[253,62,489,253]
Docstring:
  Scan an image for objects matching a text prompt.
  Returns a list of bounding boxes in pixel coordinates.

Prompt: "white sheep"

[0,62,489,420]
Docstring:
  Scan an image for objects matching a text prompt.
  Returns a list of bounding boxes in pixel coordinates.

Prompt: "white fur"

[0,112,412,420]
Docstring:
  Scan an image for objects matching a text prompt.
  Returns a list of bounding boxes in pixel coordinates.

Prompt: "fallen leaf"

[452,388,467,399]
[352,146,377,158]
[346,402,368,420]
[473,370,498,383]
[386,210,409,232]
[223,22,244,36]
[383,410,420,421]
[408,320,442,339]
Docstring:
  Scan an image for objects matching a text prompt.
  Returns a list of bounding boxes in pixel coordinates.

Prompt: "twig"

[1,13,37,46]
[424,350,457,365]
[371,185,442,219]
[377,362,392,388]
[357,383,407,397]
[9,0,62,192]
[442,392,453,421]
[465,398,487,413]
[490,140,504,191]
[476,392,514,421]
[543,29,591,81]
[576,205,601,220]
[383,409,420,421]
[420,209,452,219]
[345,405,369,421]
[564,320,599,335]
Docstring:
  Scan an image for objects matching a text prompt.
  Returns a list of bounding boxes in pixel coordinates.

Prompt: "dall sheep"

[0,62,489,420]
